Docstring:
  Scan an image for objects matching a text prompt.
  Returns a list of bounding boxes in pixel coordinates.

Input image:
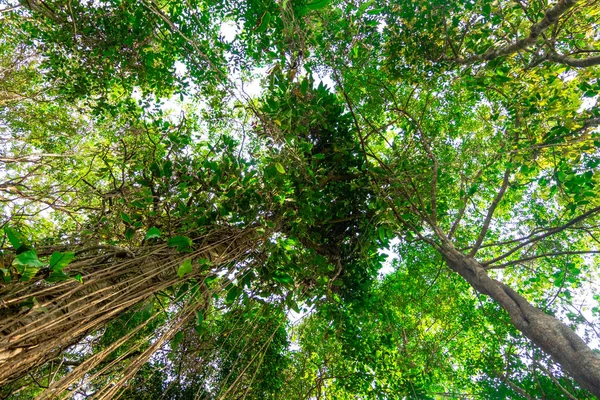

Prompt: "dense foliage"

[1,0,600,398]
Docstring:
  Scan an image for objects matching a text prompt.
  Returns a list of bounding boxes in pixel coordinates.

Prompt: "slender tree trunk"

[0,227,257,387]
[439,239,600,397]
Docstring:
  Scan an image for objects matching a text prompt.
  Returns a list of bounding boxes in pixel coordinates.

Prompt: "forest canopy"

[1,0,600,398]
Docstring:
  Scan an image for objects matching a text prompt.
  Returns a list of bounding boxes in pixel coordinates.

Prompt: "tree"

[1,0,600,398]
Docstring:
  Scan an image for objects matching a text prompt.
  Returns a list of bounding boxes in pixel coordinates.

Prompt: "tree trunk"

[0,227,257,387]
[439,240,600,397]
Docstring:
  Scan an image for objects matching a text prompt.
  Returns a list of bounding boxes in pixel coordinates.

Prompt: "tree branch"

[547,52,600,68]
[487,250,600,270]
[483,205,600,265]
[470,167,511,257]
[451,0,579,64]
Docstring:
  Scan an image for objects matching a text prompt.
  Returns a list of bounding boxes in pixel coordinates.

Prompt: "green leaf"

[49,251,74,272]
[163,160,173,177]
[30,297,48,313]
[168,236,193,252]
[286,296,300,313]
[141,302,154,321]
[14,250,44,267]
[150,162,162,177]
[198,257,212,269]
[4,227,23,249]
[273,272,294,285]
[125,227,136,241]
[20,297,36,309]
[195,324,206,336]
[74,274,83,283]
[254,11,272,33]
[172,331,184,349]
[177,259,193,278]
[145,227,161,240]
[15,244,32,255]
[226,285,242,303]
[17,265,38,282]
[306,0,330,10]
[378,226,386,242]
[357,0,375,16]
[205,275,218,285]
[121,212,133,224]
[46,270,69,283]
[366,7,384,15]
[0,268,10,283]
[175,283,189,300]
[275,162,286,174]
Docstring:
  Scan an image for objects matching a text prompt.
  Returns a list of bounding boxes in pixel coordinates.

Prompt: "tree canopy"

[1,0,600,398]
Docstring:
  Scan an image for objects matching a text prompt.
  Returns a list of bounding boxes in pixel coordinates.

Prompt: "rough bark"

[0,227,256,387]
[547,53,600,68]
[453,0,579,64]
[439,239,600,397]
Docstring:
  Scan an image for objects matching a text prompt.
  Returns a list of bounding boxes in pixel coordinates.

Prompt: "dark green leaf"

[121,212,133,224]
[171,331,184,349]
[226,285,241,303]
[125,227,136,240]
[46,270,69,283]
[254,11,272,33]
[168,236,193,252]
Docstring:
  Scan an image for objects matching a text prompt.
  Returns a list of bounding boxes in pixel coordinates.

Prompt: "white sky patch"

[379,237,400,277]
[559,70,577,82]
[286,304,316,351]
[315,72,336,90]
[239,66,268,98]
[220,21,239,43]
[579,95,598,112]
[174,60,187,76]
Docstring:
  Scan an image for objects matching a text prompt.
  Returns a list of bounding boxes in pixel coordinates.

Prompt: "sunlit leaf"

[145,227,161,240]
[177,259,193,278]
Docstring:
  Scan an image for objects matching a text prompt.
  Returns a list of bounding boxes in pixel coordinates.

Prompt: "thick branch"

[440,240,600,396]
[453,0,579,64]
[547,52,600,68]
